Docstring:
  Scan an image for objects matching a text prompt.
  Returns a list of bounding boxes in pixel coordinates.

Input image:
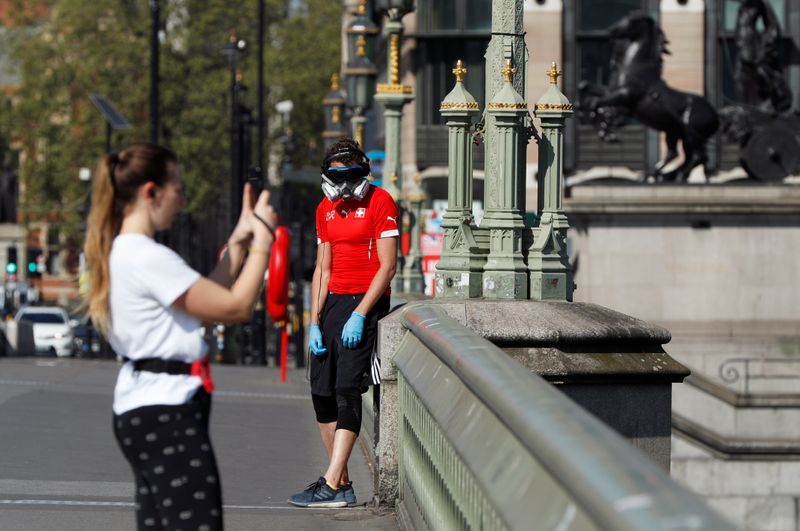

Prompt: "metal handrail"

[719,357,800,395]
[401,305,738,531]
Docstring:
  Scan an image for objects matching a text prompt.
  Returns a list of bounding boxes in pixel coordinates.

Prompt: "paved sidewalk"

[0,357,397,530]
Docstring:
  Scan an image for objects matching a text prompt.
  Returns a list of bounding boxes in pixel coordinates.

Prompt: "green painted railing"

[393,305,739,531]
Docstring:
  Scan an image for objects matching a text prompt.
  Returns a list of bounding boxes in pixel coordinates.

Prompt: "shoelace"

[311,481,329,499]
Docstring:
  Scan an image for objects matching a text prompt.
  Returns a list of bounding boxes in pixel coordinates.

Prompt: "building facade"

[346,2,800,529]
[383,0,799,186]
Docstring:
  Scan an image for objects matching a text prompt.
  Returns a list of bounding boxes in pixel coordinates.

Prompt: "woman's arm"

[207,243,245,288]
[310,242,332,325]
[207,183,256,288]
[354,237,397,316]
[173,190,275,324]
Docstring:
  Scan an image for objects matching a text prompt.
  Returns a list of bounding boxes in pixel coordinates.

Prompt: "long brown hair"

[83,144,177,333]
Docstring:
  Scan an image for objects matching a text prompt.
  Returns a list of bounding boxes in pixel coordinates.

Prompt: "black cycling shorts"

[310,293,390,396]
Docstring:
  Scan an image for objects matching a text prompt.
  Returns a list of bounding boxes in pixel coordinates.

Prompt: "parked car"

[14,306,74,357]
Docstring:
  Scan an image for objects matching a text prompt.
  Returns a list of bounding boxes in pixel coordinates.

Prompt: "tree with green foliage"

[7,0,341,272]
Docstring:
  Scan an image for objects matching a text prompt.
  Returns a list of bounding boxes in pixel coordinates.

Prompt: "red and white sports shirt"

[315,186,399,295]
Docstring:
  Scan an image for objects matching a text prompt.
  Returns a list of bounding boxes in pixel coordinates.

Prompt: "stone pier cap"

[379,299,683,382]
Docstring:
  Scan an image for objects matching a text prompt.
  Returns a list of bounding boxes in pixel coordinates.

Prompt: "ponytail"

[82,144,177,335]
[83,153,119,334]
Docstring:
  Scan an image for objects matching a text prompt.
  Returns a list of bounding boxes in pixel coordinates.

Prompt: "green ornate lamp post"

[322,73,348,149]
[402,174,425,293]
[344,0,378,147]
[435,61,486,298]
[529,62,575,301]
[375,0,418,291]
[374,0,414,200]
[479,0,529,299]
[481,59,529,299]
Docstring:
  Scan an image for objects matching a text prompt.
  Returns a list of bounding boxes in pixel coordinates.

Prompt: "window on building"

[576,0,642,87]
[417,39,487,126]
[415,0,491,169]
[416,0,491,125]
[417,0,491,33]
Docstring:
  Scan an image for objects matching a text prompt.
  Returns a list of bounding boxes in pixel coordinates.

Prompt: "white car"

[14,306,74,357]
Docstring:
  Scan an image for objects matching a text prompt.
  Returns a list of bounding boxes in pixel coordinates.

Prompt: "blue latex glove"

[308,324,327,356]
[341,311,366,349]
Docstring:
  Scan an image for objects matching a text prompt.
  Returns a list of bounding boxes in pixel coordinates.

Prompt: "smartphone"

[247,165,264,198]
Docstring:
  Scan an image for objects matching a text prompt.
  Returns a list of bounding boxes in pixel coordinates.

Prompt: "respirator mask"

[320,148,371,202]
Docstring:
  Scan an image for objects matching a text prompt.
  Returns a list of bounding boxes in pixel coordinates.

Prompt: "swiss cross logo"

[325,210,335,221]
[355,208,366,219]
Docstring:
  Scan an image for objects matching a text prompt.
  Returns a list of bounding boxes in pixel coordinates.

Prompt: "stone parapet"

[374,298,687,506]
[378,298,676,381]
[566,184,800,214]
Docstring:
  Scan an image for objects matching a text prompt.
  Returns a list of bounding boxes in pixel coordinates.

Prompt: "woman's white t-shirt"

[109,233,208,415]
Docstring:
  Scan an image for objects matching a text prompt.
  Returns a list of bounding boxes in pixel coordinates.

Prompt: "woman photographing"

[84,143,276,530]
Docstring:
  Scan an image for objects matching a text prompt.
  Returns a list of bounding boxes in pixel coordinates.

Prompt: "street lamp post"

[374,0,421,293]
[149,0,160,144]
[256,0,265,176]
[344,0,378,148]
[222,31,247,227]
[221,32,249,365]
[374,0,414,200]
[479,0,528,299]
[322,74,348,149]
[275,99,295,168]
[403,174,425,293]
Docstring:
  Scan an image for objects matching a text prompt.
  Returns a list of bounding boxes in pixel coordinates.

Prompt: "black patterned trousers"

[113,389,223,531]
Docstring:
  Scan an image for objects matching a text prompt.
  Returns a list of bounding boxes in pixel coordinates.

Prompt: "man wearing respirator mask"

[287,138,398,508]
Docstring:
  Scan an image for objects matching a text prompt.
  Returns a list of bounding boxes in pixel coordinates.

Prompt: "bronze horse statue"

[578,13,719,182]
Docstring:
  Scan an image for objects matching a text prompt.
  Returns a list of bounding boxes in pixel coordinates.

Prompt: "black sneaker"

[287,477,325,507]
[340,481,357,506]
[288,477,347,508]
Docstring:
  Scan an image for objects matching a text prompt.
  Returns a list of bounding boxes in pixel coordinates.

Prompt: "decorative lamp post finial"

[452,60,467,82]
[356,122,365,146]
[235,68,243,83]
[356,35,367,58]
[547,61,561,85]
[357,0,367,16]
[229,29,237,43]
[501,59,516,83]
[322,72,346,148]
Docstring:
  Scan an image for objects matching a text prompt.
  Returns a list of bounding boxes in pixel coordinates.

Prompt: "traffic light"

[5,246,17,276]
[26,247,43,278]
